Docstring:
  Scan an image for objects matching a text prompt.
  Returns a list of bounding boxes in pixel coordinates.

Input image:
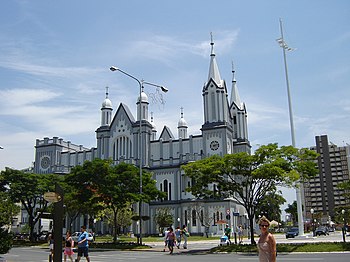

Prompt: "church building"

[33,39,251,235]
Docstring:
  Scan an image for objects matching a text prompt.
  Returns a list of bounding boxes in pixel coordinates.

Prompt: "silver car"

[71,232,94,243]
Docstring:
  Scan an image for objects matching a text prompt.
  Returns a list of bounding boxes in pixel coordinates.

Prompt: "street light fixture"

[342,209,346,242]
[277,18,304,237]
[310,208,314,237]
[110,66,168,245]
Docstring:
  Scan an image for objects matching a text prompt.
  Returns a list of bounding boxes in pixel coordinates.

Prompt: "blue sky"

[1,0,350,210]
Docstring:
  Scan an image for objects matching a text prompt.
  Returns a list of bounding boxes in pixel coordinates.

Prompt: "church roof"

[159,126,175,141]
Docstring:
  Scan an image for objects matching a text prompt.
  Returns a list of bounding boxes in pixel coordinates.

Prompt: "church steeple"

[207,33,223,87]
[137,86,149,122]
[100,86,113,126]
[202,34,229,124]
[150,112,157,141]
[230,62,242,109]
[177,107,188,139]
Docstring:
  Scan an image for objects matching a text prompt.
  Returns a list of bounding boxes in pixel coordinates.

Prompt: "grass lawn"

[211,242,350,253]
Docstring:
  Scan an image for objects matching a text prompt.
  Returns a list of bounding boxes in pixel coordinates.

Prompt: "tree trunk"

[249,214,256,245]
[29,216,36,242]
[113,209,118,243]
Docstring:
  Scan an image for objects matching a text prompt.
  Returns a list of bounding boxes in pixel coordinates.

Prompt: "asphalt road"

[2,247,350,262]
[1,232,349,262]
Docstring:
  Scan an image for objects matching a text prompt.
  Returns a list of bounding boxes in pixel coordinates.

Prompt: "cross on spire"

[105,86,109,98]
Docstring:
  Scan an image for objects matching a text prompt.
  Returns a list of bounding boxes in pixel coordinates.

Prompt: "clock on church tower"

[40,155,51,170]
[210,140,220,151]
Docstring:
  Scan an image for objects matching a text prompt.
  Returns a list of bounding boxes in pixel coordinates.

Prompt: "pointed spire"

[230,62,242,109]
[150,112,156,130]
[207,32,222,86]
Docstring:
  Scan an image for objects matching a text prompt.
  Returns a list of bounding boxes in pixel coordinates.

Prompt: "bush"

[0,229,13,254]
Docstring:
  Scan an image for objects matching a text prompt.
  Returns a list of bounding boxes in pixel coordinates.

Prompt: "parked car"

[71,232,94,243]
[286,227,299,238]
[315,226,329,236]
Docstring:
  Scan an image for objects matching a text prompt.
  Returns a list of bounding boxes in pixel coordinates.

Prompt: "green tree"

[0,191,20,253]
[182,144,318,244]
[337,180,350,200]
[154,207,173,234]
[285,201,298,225]
[255,191,286,222]
[65,159,108,229]
[0,168,59,241]
[66,159,164,243]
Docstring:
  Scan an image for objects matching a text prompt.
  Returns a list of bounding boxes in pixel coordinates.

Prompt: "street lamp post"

[310,208,314,237]
[110,66,168,245]
[342,209,346,242]
[277,18,305,237]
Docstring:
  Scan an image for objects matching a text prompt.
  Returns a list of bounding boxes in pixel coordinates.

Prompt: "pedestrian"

[76,225,90,262]
[224,224,232,244]
[64,230,74,262]
[174,226,181,249]
[163,227,170,252]
[257,216,276,262]
[48,232,54,262]
[182,225,189,249]
[166,227,176,254]
[238,225,244,244]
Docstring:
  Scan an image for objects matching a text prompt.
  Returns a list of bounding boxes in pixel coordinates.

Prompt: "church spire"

[207,32,222,86]
[100,86,113,126]
[177,107,188,139]
[230,62,242,109]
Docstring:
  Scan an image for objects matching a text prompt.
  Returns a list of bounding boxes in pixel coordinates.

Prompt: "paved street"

[2,246,350,262]
[1,232,349,262]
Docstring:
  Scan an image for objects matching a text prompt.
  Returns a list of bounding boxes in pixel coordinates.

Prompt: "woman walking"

[182,225,189,249]
[166,227,176,254]
[64,230,74,262]
[257,216,276,262]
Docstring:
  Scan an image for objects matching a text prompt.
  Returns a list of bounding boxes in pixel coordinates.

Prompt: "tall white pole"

[277,18,305,237]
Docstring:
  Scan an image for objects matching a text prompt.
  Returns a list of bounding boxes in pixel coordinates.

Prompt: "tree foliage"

[0,191,19,254]
[337,180,350,200]
[182,143,318,244]
[154,208,173,234]
[0,168,60,241]
[65,159,163,243]
[285,200,298,225]
[255,191,286,222]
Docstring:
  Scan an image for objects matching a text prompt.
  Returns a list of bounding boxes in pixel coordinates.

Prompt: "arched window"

[163,179,168,200]
[113,136,132,161]
[192,210,197,226]
[200,210,204,226]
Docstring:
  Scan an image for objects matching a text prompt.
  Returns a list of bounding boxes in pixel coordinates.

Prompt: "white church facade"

[33,40,251,235]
